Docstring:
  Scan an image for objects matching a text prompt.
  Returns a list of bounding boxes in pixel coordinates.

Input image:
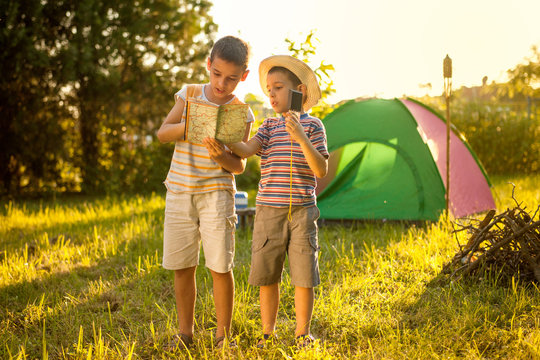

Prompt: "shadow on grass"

[392,271,540,358]
[0,210,260,359]
[0,237,195,358]
[0,196,181,358]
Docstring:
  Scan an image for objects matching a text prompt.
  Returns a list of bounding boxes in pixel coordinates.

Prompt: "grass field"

[1,175,539,359]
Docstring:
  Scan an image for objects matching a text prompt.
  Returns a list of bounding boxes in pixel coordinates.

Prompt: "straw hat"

[259,55,322,111]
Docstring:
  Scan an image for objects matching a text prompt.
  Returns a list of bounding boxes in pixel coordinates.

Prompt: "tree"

[0,0,70,195]
[56,0,216,193]
[0,0,216,195]
[505,45,540,98]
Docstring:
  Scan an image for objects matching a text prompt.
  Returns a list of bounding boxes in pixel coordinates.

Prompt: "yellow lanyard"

[288,111,301,222]
[288,138,293,222]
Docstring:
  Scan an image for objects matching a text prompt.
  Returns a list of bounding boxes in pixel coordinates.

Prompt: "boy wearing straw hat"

[228,55,328,347]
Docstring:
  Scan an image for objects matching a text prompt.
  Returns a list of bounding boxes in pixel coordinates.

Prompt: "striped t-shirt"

[164,84,254,194]
[254,113,329,207]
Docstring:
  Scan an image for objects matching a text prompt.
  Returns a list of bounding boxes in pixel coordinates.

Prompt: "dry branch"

[442,188,540,283]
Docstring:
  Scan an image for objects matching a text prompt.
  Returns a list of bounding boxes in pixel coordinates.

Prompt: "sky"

[209,0,540,104]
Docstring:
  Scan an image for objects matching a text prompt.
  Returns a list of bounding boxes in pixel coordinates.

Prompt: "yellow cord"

[288,139,293,222]
[287,111,302,222]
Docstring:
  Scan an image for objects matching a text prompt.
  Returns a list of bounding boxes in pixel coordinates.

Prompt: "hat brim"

[259,55,322,111]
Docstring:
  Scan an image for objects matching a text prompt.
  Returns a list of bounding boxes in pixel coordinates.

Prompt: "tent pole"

[443,55,452,221]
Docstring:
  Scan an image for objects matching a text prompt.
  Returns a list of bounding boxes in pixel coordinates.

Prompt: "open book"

[184,97,249,144]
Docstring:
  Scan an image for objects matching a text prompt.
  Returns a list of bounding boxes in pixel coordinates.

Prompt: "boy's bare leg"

[209,269,235,340]
[260,283,280,335]
[294,286,314,337]
[174,266,197,336]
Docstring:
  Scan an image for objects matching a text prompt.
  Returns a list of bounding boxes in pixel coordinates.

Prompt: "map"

[185,98,248,144]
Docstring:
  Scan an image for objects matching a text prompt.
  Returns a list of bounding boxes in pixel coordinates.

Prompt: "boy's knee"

[174,266,196,278]
[209,269,233,279]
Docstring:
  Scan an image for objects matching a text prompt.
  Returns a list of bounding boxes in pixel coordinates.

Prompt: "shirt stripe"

[174,148,211,159]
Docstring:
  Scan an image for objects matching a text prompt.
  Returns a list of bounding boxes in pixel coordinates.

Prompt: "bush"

[453,102,539,175]
[418,95,540,176]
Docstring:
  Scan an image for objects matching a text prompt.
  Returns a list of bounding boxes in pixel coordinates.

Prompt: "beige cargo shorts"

[248,205,320,288]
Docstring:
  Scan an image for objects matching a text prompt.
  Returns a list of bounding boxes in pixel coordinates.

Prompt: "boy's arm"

[156,98,186,143]
[285,112,328,178]
[296,139,328,178]
[227,111,262,158]
[226,107,262,158]
[203,121,253,174]
[227,136,262,159]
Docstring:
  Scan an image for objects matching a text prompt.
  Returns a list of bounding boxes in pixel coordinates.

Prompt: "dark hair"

[210,36,250,69]
[268,66,302,88]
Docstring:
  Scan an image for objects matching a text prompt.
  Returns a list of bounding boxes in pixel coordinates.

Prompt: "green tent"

[316,98,495,221]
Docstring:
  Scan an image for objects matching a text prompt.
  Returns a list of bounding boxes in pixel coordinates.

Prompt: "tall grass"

[1,176,539,359]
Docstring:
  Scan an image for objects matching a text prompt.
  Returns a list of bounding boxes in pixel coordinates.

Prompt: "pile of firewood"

[442,191,540,283]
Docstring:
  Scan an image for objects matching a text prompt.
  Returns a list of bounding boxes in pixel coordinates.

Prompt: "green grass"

[1,176,539,359]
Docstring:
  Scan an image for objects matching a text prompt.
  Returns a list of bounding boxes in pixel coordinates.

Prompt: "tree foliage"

[504,46,540,98]
[0,0,69,194]
[285,30,336,120]
[0,0,216,195]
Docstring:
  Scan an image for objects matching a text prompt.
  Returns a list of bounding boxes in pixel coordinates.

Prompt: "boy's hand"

[227,142,240,154]
[203,137,227,160]
[203,137,245,174]
[284,111,308,144]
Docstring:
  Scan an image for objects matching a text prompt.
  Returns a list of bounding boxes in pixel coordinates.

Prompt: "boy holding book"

[156,35,254,349]
[228,55,328,347]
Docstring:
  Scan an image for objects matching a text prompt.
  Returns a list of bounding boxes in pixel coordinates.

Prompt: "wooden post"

[443,55,452,221]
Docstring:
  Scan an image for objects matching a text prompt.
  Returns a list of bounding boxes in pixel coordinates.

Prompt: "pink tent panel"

[400,99,496,218]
